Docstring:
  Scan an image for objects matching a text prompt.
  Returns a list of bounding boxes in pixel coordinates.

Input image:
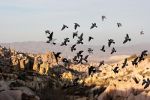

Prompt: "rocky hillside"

[0,45,150,100]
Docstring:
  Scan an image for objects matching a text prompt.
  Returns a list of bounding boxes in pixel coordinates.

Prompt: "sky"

[0,0,150,46]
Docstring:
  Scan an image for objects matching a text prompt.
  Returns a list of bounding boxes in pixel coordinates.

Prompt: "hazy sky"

[0,0,150,46]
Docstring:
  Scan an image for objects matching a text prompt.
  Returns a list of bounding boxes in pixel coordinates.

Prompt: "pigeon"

[111,47,116,54]
[142,78,150,89]
[88,36,94,42]
[98,60,104,67]
[71,44,76,52]
[62,58,69,63]
[83,55,89,63]
[73,56,78,63]
[108,39,115,47]
[60,38,70,46]
[132,77,139,84]
[74,23,80,30]
[113,65,119,73]
[88,48,93,54]
[45,30,50,34]
[46,31,53,43]
[102,16,106,21]
[138,50,148,62]
[88,66,96,75]
[132,57,139,67]
[123,34,131,44]
[51,42,56,45]
[78,55,89,64]
[62,58,70,67]
[77,33,84,44]
[117,23,122,27]
[61,24,68,31]
[76,39,84,44]
[141,50,148,56]
[53,52,61,63]
[78,33,83,40]
[140,30,144,35]
[73,31,78,39]
[77,50,84,58]
[90,23,97,29]
[122,58,128,68]
[100,45,106,52]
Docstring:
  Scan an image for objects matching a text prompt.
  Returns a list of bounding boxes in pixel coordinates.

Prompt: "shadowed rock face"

[0,45,150,100]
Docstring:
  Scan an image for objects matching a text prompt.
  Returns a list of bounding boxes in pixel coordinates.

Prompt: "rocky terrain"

[0,45,150,100]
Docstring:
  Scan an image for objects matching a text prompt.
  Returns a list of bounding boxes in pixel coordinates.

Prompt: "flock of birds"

[44,15,149,88]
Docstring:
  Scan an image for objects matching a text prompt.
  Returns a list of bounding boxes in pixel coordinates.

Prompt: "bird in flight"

[73,31,78,39]
[117,23,122,28]
[53,52,61,63]
[45,30,55,44]
[132,57,139,67]
[132,77,139,84]
[142,78,150,89]
[88,36,94,42]
[88,66,96,75]
[138,50,148,62]
[60,38,70,46]
[122,58,128,68]
[74,23,80,30]
[45,30,50,34]
[78,55,89,64]
[73,55,79,63]
[77,33,84,44]
[98,60,104,67]
[77,50,84,58]
[90,23,97,29]
[140,30,144,35]
[112,65,119,73]
[71,44,76,52]
[88,48,93,54]
[111,47,116,54]
[123,34,131,44]
[108,39,115,47]
[61,24,69,31]
[100,45,106,52]
[102,16,106,21]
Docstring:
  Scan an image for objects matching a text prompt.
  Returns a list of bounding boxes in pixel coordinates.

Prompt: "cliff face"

[1,45,150,100]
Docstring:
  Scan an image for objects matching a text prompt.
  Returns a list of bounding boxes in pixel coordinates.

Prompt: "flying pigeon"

[74,23,80,30]
[132,57,139,67]
[71,44,76,52]
[122,58,128,68]
[113,65,119,73]
[140,30,144,35]
[60,38,70,46]
[142,78,150,89]
[100,45,106,52]
[108,39,115,47]
[61,24,68,31]
[73,31,78,39]
[117,23,122,27]
[88,48,93,54]
[98,60,104,67]
[111,47,116,54]
[88,36,94,42]
[53,52,61,63]
[123,34,131,44]
[102,16,106,21]
[90,23,97,29]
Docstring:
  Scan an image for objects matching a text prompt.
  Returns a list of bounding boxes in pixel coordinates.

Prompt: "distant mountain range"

[1,41,150,63]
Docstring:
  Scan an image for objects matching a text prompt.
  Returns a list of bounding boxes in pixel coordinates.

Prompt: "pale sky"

[0,0,150,46]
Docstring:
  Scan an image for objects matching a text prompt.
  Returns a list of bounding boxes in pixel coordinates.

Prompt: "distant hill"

[1,41,150,63]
